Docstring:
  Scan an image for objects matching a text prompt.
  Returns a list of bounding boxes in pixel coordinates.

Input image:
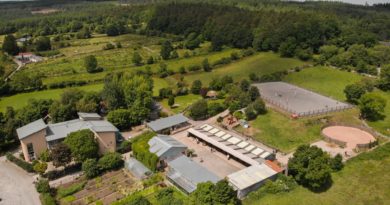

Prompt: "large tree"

[288,145,333,190]
[359,92,387,121]
[189,99,208,120]
[84,55,100,73]
[64,129,99,162]
[160,40,173,60]
[35,36,51,51]
[107,109,132,130]
[344,83,366,104]
[2,34,18,55]
[51,143,72,167]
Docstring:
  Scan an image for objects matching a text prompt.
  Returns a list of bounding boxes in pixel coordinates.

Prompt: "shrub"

[98,152,124,171]
[82,159,100,179]
[38,150,52,162]
[33,162,48,175]
[6,153,34,173]
[64,129,99,162]
[35,178,51,193]
[40,193,56,205]
[208,102,225,116]
[103,43,115,50]
[117,140,132,154]
[330,154,344,171]
[187,65,201,72]
[107,109,132,130]
[189,99,209,120]
[142,173,163,187]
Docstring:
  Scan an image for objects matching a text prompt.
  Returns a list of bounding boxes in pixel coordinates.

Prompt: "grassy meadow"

[0,83,103,111]
[284,66,363,101]
[160,94,202,114]
[244,142,390,205]
[184,52,307,85]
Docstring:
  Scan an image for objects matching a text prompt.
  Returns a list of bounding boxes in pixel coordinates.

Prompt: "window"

[27,143,35,160]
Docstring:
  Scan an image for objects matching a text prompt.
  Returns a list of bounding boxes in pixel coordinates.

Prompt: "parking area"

[171,131,245,178]
[254,82,351,116]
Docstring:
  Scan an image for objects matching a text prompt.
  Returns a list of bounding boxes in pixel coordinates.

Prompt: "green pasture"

[284,66,363,101]
[0,84,103,111]
[184,52,306,85]
[244,142,390,205]
[160,94,202,114]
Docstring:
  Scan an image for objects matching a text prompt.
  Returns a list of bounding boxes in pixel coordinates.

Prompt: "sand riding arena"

[321,126,377,151]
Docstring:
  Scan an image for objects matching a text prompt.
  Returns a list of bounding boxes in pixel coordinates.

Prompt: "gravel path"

[0,156,40,205]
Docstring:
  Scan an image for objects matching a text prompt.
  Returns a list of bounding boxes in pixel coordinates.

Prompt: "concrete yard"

[254,82,351,116]
[171,131,245,178]
[0,156,40,205]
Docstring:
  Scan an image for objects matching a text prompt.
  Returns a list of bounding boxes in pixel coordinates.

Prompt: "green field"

[184,52,307,85]
[285,66,363,101]
[160,94,202,114]
[0,84,103,111]
[244,142,390,205]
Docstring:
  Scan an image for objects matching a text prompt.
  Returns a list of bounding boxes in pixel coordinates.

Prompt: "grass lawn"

[153,77,170,97]
[236,110,321,153]
[284,66,363,101]
[160,94,202,114]
[0,83,103,111]
[184,52,307,85]
[366,90,390,136]
[243,142,390,205]
[236,109,362,153]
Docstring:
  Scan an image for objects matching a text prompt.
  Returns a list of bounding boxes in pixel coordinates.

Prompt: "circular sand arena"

[322,126,376,149]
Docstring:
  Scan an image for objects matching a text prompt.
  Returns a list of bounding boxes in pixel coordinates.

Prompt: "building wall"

[20,129,47,162]
[95,132,116,154]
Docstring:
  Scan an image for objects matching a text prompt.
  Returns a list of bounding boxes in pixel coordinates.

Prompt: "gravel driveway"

[0,156,40,205]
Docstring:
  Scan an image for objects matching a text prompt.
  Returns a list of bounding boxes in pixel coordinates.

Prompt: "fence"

[261,96,353,118]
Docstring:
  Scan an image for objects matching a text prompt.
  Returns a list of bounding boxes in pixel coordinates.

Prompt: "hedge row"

[6,153,34,173]
[43,163,82,180]
[131,132,158,171]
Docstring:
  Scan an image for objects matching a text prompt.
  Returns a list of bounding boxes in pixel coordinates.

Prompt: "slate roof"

[148,135,187,157]
[167,155,220,193]
[17,113,118,142]
[46,119,118,142]
[147,114,189,132]
[16,119,47,140]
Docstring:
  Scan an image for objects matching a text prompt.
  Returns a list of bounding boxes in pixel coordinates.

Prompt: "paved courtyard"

[171,131,245,178]
[254,82,351,116]
[0,156,40,205]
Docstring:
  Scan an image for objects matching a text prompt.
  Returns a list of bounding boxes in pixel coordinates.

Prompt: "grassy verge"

[0,83,103,111]
[243,142,390,205]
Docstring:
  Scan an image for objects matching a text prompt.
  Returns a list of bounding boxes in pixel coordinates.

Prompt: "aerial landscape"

[0,0,389,205]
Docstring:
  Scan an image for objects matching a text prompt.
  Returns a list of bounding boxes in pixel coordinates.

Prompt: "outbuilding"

[148,135,187,166]
[147,113,190,134]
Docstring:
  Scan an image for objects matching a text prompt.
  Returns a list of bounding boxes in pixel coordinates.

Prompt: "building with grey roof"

[167,155,220,194]
[147,114,190,134]
[148,135,187,162]
[17,113,119,162]
[227,164,279,199]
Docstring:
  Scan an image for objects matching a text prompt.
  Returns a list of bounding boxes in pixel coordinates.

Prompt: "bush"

[39,150,52,162]
[117,140,132,154]
[82,159,100,179]
[189,99,209,120]
[187,65,201,72]
[142,173,163,187]
[6,153,34,173]
[103,43,115,50]
[208,102,225,116]
[212,57,231,67]
[107,109,132,130]
[35,178,51,193]
[98,152,124,171]
[40,193,56,205]
[33,162,48,175]
[57,181,86,198]
[330,154,344,171]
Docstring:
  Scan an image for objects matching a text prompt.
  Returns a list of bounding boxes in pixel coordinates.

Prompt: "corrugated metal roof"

[148,135,187,157]
[147,114,189,132]
[77,112,102,120]
[16,119,47,140]
[227,164,277,190]
[167,156,220,193]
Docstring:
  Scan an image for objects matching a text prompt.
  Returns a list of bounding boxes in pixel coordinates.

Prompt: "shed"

[147,114,190,134]
[125,157,152,179]
[148,135,187,161]
[227,164,278,199]
[167,155,220,194]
